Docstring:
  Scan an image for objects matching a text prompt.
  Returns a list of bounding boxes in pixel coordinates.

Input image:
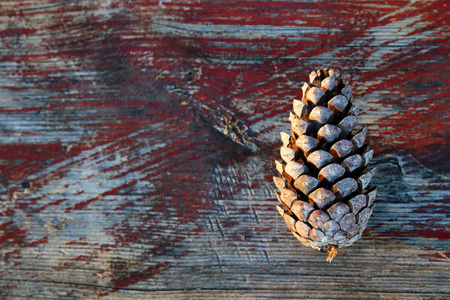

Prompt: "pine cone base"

[274,68,377,261]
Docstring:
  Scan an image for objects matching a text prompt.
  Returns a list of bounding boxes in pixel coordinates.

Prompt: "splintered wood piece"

[358,167,376,190]
[285,161,309,180]
[348,105,359,117]
[328,95,349,115]
[294,174,319,195]
[347,194,366,214]
[330,139,354,159]
[317,124,341,143]
[321,76,338,92]
[339,212,356,231]
[333,230,346,241]
[273,176,285,192]
[295,134,319,154]
[356,207,373,226]
[341,86,353,101]
[318,163,346,184]
[280,146,296,163]
[365,187,378,206]
[291,115,313,136]
[332,178,358,199]
[280,188,297,208]
[275,160,284,175]
[352,126,367,149]
[307,150,334,169]
[322,220,340,236]
[293,99,309,119]
[346,224,360,238]
[295,221,311,237]
[337,115,357,137]
[308,187,336,209]
[280,131,291,147]
[308,228,325,241]
[309,71,318,84]
[282,212,297,232]
[362,149,374,167]
[329,69,340,78]
[341,154,363,173]
[308,210,331,228]
[301,82,310,99]
[327,202,350,222]
[306,87,325,105]
[309,106,334,128]
[291,200,315,222]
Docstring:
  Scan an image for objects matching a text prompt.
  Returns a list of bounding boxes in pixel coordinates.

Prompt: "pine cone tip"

[323,245,338,263]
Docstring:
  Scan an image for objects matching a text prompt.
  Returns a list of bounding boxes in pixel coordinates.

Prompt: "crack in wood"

[171,88,260,153]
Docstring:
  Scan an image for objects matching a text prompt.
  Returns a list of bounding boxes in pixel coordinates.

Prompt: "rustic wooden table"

[1,1,449,299]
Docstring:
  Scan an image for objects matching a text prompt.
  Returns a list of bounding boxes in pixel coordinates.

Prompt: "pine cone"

[274,68,377,262]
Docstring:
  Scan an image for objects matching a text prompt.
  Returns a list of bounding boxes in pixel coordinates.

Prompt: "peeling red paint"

[0,224,26,247]
[418,252,450,262]
[111,261,170,288]
[385,228,450,240]
[25,236,48,248]
[0,27,37,38]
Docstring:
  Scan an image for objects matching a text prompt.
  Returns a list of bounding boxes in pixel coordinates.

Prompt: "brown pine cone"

[274,68,377,262]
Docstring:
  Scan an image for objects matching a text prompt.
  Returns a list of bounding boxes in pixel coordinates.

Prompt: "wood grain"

[0,1,449,299]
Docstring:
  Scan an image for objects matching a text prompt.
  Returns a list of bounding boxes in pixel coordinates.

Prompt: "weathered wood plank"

[0,0,449,299]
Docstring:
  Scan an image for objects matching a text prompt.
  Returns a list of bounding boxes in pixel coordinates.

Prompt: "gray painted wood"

[0,1,449,299]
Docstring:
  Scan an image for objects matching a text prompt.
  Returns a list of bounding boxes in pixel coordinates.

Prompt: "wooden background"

[0,1,449,299]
